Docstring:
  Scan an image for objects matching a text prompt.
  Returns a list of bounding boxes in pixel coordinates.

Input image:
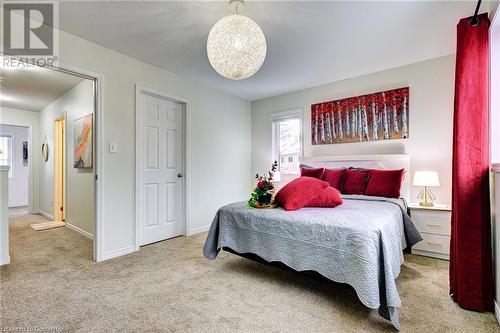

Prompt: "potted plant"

[249,161,279,208]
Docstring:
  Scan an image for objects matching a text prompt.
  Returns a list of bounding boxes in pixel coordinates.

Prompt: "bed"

[203,154,422,330]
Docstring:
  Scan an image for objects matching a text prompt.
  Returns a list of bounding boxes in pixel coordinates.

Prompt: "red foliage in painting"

[311,87,409,145]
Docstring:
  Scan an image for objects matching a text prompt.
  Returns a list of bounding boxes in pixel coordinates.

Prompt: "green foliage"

[249,161,279,207]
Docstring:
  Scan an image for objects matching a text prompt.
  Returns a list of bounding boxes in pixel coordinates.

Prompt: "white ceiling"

[0,66,84,112]
[58,1,478,101]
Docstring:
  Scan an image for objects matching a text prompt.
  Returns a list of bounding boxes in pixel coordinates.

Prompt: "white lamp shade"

[413,171,440,187]
[207,14,267,80]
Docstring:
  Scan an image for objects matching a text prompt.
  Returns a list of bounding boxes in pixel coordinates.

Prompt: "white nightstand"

[408,203,451,260]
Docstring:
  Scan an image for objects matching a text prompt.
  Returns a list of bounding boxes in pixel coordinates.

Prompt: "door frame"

[53,114,67,221]
[0,123,34,214]
[54,62,103,262]
[0,58,103,262]
[134,85,189,251]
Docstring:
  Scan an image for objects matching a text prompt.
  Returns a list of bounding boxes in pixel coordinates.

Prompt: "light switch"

[109,142,118,153]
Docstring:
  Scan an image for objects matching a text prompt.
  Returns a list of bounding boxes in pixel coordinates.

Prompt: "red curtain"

[450,13,493,312]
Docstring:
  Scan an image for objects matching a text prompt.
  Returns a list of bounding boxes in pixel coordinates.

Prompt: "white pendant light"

[207,0,267,80]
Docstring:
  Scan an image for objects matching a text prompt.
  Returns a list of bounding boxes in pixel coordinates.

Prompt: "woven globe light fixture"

[207,0,267,80]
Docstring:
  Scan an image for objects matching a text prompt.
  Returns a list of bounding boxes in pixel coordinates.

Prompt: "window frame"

[270,109,303,175]
[0,134,13,179]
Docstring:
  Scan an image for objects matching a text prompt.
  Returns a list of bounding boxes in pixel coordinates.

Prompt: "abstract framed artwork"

[74,113,93,168]
[311,87,409,145]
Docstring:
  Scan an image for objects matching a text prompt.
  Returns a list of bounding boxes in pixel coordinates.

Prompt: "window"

[272,111,302,175]
[0,135,12,178]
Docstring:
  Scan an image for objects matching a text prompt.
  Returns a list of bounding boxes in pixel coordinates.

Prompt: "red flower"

[257,180,266,189]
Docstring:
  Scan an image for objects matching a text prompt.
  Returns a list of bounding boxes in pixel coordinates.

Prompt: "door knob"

[177,173,184,178]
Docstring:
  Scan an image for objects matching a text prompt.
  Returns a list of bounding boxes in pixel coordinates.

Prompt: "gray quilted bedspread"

[203,195,422,330]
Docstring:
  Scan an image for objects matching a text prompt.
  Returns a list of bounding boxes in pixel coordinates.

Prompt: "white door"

[138,93,183,246]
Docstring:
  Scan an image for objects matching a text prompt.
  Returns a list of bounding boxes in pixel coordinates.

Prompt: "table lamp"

[413,171,440,207]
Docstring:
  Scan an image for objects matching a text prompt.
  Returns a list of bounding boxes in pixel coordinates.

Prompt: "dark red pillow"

[364,169,405,198]
[342,169,369,195]
[300,167,325,179]
[305,186,343,207]
[276,177,329,211]
[321,168,346,190]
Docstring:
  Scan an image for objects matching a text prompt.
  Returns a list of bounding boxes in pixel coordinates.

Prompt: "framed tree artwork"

[311,87,409,145]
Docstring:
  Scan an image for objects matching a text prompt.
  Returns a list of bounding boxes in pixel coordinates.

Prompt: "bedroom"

[1,1,499,332]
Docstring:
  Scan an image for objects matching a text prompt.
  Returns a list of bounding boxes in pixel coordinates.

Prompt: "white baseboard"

[100,245,137,262]
[187,225,210,236]
[0,256,11,266]
[495,300,500,325]
[66,223,94,240]
[38,209,54,220]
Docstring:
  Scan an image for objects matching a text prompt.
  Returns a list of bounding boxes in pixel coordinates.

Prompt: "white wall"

[489,0,500,322]
[0,124,29,207]
[39,80,95,235]
[252,55,455,204]
[0,108,40,213]
[53,28,251,260]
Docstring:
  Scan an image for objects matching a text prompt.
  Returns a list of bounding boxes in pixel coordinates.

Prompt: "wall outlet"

[109,142,118,153]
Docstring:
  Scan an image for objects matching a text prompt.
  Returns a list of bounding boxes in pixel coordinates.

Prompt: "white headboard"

[300,154,411,201]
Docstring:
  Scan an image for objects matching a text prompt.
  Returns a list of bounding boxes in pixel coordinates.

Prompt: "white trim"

[134,85,189,251]
[66,223,94,240]
[411,249,449,261]
[0,122,36,214]
[491,0,499,23]
[495,300,500,324]
[0,133,14,179]
[0,256,10,266]
[188,225,210,236]
[38,209,55,220]
[492,164,500,174]
[100,245,137,262]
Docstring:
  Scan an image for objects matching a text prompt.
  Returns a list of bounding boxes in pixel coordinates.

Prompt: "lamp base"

[417,186,436,207]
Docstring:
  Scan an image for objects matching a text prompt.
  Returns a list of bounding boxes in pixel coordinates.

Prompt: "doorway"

[0,124,30,214]
[0,61,101,264]
[54,117,66,222]
[135,87,187,247]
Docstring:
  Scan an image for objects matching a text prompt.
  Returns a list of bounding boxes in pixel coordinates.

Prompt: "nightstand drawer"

[411,210,451,236]
[412,233,450,257]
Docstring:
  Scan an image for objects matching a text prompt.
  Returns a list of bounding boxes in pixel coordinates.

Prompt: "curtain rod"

[470,0,482,26]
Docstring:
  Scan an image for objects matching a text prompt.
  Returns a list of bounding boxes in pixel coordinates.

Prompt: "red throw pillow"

[300,167,325,179]
[276,177,329,211]
[342,169,369,195]
[365,169,405,198]
[321,168,346,190]
[306,186,343,207]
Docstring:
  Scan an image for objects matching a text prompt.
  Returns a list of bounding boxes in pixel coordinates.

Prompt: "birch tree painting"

[311,87,409,145]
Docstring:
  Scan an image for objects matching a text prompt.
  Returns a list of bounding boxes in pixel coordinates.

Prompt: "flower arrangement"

[248,161,279,208]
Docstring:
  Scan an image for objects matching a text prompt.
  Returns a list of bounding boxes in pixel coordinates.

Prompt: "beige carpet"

[1,213,498,333]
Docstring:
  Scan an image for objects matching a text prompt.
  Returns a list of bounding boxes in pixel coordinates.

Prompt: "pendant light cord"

[229,0,244,15]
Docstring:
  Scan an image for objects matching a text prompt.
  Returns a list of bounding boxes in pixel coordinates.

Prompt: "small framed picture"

[23,141,28,166]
